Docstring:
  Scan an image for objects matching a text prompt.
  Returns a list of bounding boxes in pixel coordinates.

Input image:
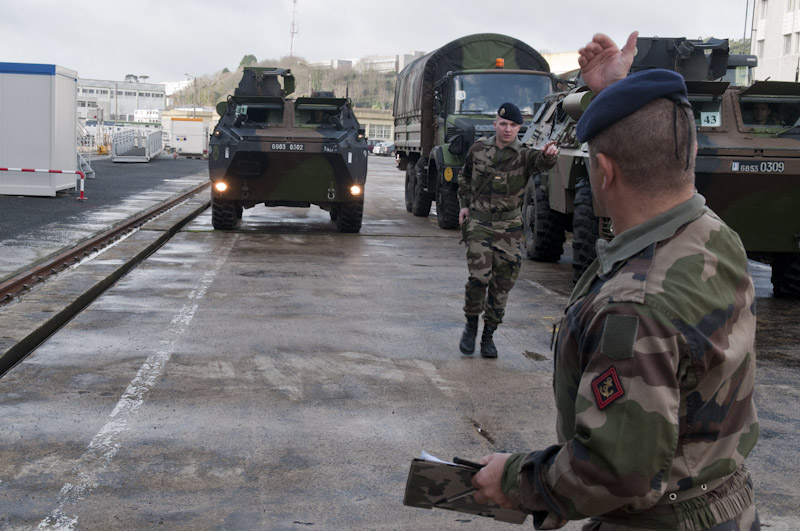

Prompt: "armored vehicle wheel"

[771,253,800,298]
[212,199,240,230]
[329,207,338,221]
[572,181,599,283]
[410,163,433,217]
[336,200,363,233]
[404,165,414,212]
[435,170,460,230]
[523,175,567,261]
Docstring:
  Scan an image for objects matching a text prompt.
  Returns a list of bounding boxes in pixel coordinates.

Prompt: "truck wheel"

[329,206,339,221]
[336,200,363,233]
[410,164,433,217]
[771,253,800,298]
[435,170,460,230]
[212,199,239,230]
[571,180,599,283]
[404,165,414,212]
[523,175,567,261]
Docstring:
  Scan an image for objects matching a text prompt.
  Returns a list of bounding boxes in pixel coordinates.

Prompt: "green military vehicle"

[209,67,368,232]
[393,33,553,229]
[523,36,800,297]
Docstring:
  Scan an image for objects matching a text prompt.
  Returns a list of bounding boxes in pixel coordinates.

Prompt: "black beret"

[497,102,523,124]
[576,69,689,143]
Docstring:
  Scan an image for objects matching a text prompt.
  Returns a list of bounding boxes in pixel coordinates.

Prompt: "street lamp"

[184,73,197,118]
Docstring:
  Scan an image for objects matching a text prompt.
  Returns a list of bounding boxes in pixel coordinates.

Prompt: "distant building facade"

[353,108,393,141]
[751,0,800,81]
[77,78,166,122]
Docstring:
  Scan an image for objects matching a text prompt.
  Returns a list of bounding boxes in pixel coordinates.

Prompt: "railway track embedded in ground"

[0,182,209,306]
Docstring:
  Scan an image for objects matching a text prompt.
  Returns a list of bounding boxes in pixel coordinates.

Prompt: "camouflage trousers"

[463,218,523,325]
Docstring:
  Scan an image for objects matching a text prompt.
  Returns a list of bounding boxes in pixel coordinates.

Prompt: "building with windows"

[77,78,166,123]
[751,0,800,81]
[353,108,393,142]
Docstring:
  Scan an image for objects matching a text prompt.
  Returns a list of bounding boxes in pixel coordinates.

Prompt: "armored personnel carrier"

[523,37,800,297]
[209,67,368,232]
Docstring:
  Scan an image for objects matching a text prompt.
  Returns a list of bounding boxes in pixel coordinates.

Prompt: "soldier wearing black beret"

[470,32,761,531]
[456,103,558,357]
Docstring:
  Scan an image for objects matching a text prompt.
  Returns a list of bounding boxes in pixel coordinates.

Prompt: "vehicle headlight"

[349,185,362,196]
[214,181,228,192]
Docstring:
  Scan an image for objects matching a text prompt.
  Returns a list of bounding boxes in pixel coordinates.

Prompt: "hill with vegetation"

[171,54,398,112]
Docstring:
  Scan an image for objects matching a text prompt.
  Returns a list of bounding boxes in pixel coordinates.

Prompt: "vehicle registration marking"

[271,143,305,151]
[731,161,785,173]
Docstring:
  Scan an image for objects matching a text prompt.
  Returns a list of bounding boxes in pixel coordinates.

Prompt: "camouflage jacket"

[502,194,759,530]
[457,135,556,221]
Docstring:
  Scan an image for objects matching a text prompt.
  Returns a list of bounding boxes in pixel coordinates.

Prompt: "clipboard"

[403,456,528,524]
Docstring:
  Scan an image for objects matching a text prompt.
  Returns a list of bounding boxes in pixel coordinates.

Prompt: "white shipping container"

[0,62,78,196]
[171,118,207,155]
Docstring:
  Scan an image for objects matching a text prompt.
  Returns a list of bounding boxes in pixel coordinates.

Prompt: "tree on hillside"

[239,54,258,68]
[729,38,752,55]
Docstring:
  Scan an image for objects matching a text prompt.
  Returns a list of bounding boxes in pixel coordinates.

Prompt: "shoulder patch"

[591,367,625,410]
[601,314,638,360]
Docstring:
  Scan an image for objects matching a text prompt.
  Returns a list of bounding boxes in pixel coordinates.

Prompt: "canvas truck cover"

[394,33,550,118]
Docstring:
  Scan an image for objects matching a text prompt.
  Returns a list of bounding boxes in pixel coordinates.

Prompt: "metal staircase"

[76,122,96,179]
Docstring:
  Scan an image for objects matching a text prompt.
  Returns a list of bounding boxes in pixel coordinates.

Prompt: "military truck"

[393,33,553,229]
[208,67,368,232]
[523,36,800,297]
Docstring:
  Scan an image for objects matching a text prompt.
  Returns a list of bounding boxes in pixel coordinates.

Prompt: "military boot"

[480,323,498,358]
[459,315,479,354]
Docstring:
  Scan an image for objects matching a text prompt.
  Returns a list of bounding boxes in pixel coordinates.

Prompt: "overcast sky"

[1,0,754,83]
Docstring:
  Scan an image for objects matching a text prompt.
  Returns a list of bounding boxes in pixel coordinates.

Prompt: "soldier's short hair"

[588,98,695,194]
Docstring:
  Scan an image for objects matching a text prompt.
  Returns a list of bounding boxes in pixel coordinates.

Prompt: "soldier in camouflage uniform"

[470,33,760,530]
[457,103,559,357]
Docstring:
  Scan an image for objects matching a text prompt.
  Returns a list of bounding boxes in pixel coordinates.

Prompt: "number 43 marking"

[701,112,720,126]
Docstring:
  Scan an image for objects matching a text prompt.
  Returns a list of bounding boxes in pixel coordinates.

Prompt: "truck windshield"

[234,103,284,126]
[294,104,342,127]
[738,96,800,130]
[450,73,551,117]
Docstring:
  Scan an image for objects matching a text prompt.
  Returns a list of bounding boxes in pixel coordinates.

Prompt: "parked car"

[366,138,380,153]
[374,142,395,157]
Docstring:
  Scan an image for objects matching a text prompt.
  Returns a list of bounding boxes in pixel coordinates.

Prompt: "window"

[368,124,391,139]
[785,34,792,55]
[788,0,794,11]
[761,0,769,18]
[757,39,765,58]
[739,95,800,128]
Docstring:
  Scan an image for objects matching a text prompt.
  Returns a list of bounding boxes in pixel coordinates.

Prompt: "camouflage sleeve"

[507,304,684,527]
[458,145,476,209]
[525,148,557,176]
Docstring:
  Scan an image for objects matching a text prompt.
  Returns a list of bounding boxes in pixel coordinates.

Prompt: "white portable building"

[0,62,78,196]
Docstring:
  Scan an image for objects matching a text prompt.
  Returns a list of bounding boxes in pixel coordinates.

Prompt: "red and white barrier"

[0,167,86,200]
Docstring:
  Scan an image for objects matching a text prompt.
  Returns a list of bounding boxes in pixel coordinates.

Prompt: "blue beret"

[497,102,523,124]
[576,69,689,143]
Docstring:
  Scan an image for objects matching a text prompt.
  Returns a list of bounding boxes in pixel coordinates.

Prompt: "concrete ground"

[0,156,797,530]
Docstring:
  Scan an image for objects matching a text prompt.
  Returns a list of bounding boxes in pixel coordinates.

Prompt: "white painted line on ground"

[36,236,237,531]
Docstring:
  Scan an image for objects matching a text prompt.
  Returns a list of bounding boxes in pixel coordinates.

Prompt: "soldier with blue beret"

[457,103,559,357]
[470,32,760,531]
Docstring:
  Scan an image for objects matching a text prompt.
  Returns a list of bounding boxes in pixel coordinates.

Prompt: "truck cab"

[393,33,552,230]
